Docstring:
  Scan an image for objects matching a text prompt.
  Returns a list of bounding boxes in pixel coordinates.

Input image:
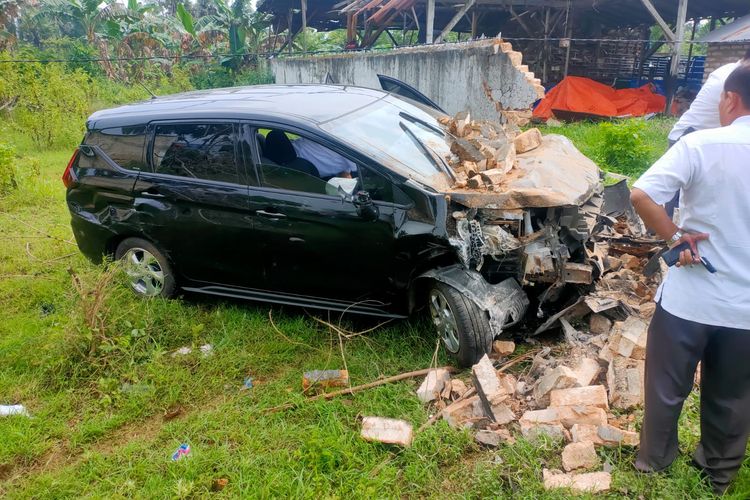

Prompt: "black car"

[64,84,603,366]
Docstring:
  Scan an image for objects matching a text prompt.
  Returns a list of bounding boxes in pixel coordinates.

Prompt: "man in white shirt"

[630,64,750,495]
[668,49,749,144]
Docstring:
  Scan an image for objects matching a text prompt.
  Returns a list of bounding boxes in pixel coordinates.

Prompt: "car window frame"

[145,119,251,188]
[241,120,414,208]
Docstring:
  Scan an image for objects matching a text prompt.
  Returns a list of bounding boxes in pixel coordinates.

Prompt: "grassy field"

[1,118,748,499]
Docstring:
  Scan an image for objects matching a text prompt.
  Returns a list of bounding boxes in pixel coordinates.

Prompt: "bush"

[0,142,18,195]
[11,62,91,148]
[596,120,651,177]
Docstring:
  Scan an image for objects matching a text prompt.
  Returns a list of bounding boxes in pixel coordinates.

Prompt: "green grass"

[1,122,749,498]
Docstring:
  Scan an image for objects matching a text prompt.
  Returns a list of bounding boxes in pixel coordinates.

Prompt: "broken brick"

[492,340,516,356]
[520,422,566,442]
[302,370,349,390]
[451,138,484,163]
[450,379,469,399]
[615,316,648,360]
[519,406,607,430]
[360,417,413,447]
[475,428,512,447]
[490,402,516,425]
[570,424,604,445]
[472,354,504,417]
[443,395,481,429]
[589,314,613,335]
[533,366,579,404]
[597,424,639,447]
[550,385,609,410]
[479,168,506,186]
[543,469,611,493]
[607,356,645,410]
[513,128,542,154]
[416,368,451,403]
[562,441,600,471]
[467,176,484,189]
[571,358,601,387]
[452,171,468,189]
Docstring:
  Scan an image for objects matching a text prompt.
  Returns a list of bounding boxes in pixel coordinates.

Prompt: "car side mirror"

[352,190,379,221]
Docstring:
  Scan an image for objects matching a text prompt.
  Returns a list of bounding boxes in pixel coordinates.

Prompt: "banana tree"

[179,0,271,72]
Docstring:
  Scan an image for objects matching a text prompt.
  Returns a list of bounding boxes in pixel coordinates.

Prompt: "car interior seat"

[264,130,320,177]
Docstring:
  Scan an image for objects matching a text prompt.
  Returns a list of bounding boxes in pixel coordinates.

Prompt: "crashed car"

[63,84,604,367]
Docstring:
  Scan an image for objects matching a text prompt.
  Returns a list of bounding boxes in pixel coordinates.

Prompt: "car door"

[132,121,261,287]
[244,124,410,309]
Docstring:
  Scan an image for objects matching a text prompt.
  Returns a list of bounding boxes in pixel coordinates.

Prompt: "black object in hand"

[661,241,717,273]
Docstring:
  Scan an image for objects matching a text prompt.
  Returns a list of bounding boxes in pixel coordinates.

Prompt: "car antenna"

[139,82,158,100]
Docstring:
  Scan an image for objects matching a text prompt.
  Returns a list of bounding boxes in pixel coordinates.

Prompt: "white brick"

[543,469,611,493]
[562,441,600,471]
[416,368,451,403]
[550,385,609,410]
[361,417,413,447]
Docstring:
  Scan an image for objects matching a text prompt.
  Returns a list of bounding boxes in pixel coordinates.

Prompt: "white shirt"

[668,61,741,141]
[291,137,357,177]
[634,116,750,329]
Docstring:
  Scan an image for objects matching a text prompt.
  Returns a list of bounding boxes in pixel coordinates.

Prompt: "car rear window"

[85,126,147,170]
[151,123,238,184]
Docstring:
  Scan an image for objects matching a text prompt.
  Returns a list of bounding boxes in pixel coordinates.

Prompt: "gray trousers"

[635,303,750,493]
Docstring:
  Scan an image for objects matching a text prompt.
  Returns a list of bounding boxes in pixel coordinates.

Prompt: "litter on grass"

[171,443,191,461]
[0,404,30,417]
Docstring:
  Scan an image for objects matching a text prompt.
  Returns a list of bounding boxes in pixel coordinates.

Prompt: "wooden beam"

[434,0,476,43]
[563,1,573,77]
[639,0,676,42]
[471,9,478,38]
[426,0,435,43]
[666,0,688,113]
[508,6,534,38]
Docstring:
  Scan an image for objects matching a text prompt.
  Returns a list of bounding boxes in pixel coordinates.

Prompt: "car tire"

[115,237,176,298]
[428,282,493,368]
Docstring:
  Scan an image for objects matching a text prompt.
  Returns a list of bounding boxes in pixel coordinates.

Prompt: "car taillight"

[62,148,80,189]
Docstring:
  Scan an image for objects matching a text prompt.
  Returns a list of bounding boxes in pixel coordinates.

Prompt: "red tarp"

[533,76,666,120]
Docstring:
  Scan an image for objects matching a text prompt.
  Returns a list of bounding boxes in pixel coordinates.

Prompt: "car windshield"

[320,96,453,188]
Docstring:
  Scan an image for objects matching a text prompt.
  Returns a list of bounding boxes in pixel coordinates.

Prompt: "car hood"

[444,134,601,209]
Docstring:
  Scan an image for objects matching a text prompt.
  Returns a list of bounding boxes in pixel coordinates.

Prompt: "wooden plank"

[435,0,477,43]
[639,0,676,42]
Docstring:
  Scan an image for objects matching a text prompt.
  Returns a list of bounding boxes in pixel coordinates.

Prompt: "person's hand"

[673,231,710,267]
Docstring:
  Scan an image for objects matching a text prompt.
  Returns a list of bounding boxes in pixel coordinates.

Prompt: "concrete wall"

[270,39,544,122]
[704,43,750,82]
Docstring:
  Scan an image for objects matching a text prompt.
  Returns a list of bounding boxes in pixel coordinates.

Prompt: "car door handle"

[138,187,165,198]
[256,210,286,219]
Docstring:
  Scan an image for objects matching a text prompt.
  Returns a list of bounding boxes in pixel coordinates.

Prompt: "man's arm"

[630,188,708,266]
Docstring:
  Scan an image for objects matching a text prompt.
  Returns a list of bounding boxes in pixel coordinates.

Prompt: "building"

[700,13,750,80]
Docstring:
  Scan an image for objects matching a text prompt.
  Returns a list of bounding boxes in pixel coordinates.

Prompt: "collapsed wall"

[270,39,545,122]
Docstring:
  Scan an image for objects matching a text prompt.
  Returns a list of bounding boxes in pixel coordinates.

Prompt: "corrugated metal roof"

[700,13,750,43]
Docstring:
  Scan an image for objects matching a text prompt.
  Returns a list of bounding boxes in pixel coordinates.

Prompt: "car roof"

[87,84,390,130]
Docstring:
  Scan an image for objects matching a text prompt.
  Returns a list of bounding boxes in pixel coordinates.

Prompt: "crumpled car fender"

[415,265,530,336]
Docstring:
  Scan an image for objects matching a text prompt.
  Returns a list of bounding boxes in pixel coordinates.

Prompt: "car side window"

[84,126,147,170]
[151,123,238,184]
[357,166,410,205]
[254,127,349,196]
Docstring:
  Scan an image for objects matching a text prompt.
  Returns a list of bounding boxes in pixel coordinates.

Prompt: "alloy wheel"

[122,247,165,297]
[429,289,460,353]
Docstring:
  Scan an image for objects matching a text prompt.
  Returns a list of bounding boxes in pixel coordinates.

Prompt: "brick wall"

[704,43,750,81]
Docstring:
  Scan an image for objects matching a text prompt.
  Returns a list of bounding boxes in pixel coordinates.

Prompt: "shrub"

[596,120,651,177]
[11,63,91,148]
[0,142,18,195]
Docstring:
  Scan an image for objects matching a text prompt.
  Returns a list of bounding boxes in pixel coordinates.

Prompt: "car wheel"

[428,282,493,368]
[115,237,176,298]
